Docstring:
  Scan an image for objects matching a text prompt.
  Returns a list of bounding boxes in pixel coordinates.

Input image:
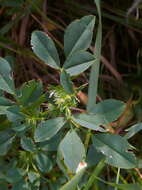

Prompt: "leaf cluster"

[0,15,141,190]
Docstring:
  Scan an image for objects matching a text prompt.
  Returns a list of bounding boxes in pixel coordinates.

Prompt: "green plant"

[0,10,142,190]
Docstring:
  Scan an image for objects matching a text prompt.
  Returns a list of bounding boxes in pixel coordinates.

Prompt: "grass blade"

[87,0,102,111]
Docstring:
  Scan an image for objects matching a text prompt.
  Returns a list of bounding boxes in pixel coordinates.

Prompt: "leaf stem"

[112,167,127,184]
[115,168,120,190]
[83,159,106,190]
[84,129,92,152]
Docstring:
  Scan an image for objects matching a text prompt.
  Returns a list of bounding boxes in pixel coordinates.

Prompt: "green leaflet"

[21,136,36,152]
[90,99,126,124]
[0,130,15,156]
[92,134,137,169]
[59,130,86,173]
[34,117,65,142]
[0,57,15,95]
[17,80,43,106]
[35,152,52,173]
[60,70,74,94]
[64,15,95,57]
[73,113,106,132]
[63,51,96,76]
[31,31,60,69]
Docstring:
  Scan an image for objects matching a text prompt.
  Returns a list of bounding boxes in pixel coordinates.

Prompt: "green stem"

[83,159,106,190]
[84,129,92,152]
[112,167,127,184]
[115,168,120,190]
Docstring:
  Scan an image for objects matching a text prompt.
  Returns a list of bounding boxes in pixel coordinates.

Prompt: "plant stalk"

[83,159,106,190]
[115,168,120,190]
